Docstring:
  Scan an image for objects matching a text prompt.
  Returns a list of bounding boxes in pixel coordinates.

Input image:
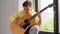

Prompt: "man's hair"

[23,1,31,7]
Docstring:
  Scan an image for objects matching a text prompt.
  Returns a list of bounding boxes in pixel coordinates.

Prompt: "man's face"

[23,6,31,13]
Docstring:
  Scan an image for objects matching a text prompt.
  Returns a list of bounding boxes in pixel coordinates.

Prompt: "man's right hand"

[13,19,18,24]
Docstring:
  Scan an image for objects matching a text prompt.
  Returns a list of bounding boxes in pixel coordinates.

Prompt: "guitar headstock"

[48,3,55,8]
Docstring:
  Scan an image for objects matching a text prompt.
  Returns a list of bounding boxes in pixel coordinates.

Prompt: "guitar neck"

[29,3,55,21]
[29,6,48,20]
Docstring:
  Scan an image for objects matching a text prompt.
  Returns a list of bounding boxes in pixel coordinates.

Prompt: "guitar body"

[10,13,35,34]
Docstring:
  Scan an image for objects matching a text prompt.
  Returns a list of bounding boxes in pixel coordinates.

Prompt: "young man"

[9,1,41,34]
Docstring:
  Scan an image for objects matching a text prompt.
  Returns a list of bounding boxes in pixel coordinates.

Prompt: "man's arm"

[9,13,19,23]
[37,13,41,25]
[9,10,26,23]
[34,13,41,26]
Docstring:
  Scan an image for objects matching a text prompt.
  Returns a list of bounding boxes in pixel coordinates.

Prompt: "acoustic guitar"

[10,3,55,34]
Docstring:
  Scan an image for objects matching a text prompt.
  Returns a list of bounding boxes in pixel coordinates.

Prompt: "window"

[38,0,54,32]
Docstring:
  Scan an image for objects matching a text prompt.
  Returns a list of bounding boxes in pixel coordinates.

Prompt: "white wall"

[0,0,18,34]
[58,0,60,33]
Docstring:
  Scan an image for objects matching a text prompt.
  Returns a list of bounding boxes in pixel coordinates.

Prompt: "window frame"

[35,0,58,34]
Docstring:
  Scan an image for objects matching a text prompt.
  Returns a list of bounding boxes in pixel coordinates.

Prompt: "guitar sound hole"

[23,19,30,29]
[24,19,29,24]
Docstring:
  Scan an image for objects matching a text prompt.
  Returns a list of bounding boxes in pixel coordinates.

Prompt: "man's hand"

[13,19,18,24]
[37,13,41,25]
